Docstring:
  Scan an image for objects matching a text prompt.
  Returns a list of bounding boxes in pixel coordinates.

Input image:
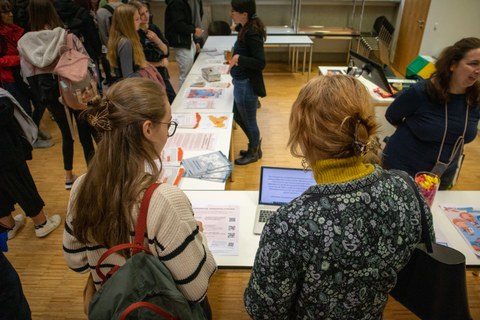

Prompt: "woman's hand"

[196,220,204,232]
[228,54,240,73]
[231,54,240,66]
[146,30,161,45]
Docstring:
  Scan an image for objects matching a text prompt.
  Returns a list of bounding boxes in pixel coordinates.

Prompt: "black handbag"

[390,171,471,320]
[143,41,164,62]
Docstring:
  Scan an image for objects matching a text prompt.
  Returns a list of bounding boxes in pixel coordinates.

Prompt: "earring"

[301,158,310,171]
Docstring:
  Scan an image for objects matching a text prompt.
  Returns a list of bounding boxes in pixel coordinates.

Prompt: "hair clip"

[87,105,112,131]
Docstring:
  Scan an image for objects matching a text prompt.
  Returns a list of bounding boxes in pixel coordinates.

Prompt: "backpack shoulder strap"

[103,4,115,14]
[133,183,160,253]
[95,182,161,283]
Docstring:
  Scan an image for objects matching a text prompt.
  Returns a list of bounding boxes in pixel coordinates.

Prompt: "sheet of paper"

[440,205,480,256]
[192,204,240,256]
[173,113,201,129]
[186,88,223,99]
[164,132,217,151]
[185,100,215,109]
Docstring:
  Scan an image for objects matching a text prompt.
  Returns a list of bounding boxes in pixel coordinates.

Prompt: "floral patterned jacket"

[244,166,434,319]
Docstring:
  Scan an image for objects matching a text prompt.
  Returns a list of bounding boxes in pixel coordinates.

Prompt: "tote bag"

[390,170,471,320]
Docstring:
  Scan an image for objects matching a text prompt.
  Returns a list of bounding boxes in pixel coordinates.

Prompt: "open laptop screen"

[259,167,316,205]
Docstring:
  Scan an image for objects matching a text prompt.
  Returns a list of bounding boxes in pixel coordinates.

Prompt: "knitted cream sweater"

[63,175,217,302]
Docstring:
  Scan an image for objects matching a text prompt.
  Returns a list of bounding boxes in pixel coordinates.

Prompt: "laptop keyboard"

[259,209,276,222]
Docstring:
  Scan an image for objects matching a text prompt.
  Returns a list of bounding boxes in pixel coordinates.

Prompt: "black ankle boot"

[240,139,262,159]
[235,146,259,165]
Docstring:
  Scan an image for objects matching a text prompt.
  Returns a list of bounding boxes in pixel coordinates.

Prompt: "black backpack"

[88,183,208,320]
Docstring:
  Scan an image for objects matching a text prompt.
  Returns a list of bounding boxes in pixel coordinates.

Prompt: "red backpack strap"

[94,183,160,283]
[119,301,179,320]
[95,243,150,283]
[133,183,160,254]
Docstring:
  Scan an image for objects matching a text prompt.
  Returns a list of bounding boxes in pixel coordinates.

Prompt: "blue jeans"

[0,252,31,320]
[233,78,260,149]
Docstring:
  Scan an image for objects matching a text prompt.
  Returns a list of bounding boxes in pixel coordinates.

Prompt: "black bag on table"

[390,171,471,320]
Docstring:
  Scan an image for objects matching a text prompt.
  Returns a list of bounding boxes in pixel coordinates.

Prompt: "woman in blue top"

[382,37,480,189]
[229,0,266,165]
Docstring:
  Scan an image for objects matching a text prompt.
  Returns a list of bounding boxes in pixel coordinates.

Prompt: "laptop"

[253,166,316,234]
[349,50,417,97]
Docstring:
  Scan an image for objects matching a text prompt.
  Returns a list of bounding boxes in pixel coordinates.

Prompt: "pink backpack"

[53,33,99,110]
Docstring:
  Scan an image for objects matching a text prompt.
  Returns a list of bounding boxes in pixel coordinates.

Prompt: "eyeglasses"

[160,120,178,137]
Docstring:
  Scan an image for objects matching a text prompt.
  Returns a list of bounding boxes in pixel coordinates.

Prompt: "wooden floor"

[5,61,480,319]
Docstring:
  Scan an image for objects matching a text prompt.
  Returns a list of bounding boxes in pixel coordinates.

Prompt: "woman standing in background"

[130,0,176,103]
[107,4,145,79]
[382,37,480,189]
[229,0,266,165]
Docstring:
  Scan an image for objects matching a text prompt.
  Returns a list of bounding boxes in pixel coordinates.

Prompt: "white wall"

[419,0,480,58]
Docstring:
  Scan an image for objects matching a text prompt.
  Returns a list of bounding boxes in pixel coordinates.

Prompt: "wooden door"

[392,0,431,75]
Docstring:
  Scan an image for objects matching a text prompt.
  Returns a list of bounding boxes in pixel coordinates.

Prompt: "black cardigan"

[233,28,267,97]
[164,0,195,49]
[0,97,32,170]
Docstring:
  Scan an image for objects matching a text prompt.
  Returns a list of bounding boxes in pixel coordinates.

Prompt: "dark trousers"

[0,252,32,320]
[0,162,44,219]
[31,95,96,169]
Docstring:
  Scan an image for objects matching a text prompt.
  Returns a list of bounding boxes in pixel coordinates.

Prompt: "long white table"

[166,34,239,189]
[173,113,233,190]
[185,190,480,268]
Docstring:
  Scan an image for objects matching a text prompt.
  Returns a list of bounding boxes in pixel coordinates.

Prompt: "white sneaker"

[8,214,25,240]
[35,215,61,238]
[65,174,77,190]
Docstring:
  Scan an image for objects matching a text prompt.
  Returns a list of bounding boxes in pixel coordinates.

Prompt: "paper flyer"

[192,204,240,256]
[186,88,223,99]
[440,205,480,256]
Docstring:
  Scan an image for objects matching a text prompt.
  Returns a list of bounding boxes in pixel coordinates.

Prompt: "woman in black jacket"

[229,0,266,165]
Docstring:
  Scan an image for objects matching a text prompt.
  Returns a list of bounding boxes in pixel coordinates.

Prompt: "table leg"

[302,46,307,75]
[229,124,235,182]
[308,44,313,80]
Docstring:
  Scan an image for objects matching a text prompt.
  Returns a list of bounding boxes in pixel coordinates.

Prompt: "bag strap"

[392,170,433,253]
[104,4,115,14]
[119,301,179,320]
[95,183,161,282]
[133,183,160,254]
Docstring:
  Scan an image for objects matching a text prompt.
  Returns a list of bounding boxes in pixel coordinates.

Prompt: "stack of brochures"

[182,151,232,183]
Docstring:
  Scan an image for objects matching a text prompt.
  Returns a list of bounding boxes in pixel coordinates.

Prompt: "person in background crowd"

[130,0,176,103]
[96,0,123,86]
[229,0,266,165]
[53,0,102,67]
[106,3,144,79]
[18,0,96,189]
[0,251,31,320]
[382,37,480,190]
[244,75,435,319]
[165,0,203,85]
[63,77,216,319]
[0,89,61,240]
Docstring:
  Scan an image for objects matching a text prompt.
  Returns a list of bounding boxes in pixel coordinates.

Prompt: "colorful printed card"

[440,205,480,256]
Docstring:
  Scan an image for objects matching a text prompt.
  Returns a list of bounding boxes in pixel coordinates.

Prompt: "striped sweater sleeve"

[63,174,90,273]
[145,184,218,302]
